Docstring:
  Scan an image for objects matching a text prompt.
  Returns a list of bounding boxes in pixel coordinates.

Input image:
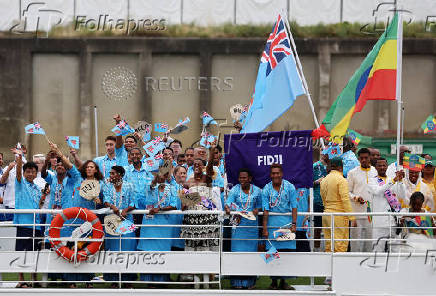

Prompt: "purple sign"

[224,130,313,189]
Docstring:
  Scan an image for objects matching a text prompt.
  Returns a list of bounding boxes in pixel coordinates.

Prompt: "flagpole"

[282,13,325,149]
[400,104,405,144]
[94,106,99,158]
[395,12,403,166]
[44,134,51,143]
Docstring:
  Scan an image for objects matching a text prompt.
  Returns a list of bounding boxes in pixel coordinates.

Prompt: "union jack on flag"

[25,122,46,135]
[117,120,127,128]
[261,15,293,77]
[154,123,168,133]
[111,119,134,136]
[153,136,162,144]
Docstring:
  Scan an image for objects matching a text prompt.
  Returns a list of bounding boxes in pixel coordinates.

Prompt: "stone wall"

[0,37,435,161]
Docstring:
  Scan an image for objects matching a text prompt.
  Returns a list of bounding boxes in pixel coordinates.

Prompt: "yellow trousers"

[322,215,350,252]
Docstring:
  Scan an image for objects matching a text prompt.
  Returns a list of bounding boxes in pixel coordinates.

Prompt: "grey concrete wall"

[0,37,434,161]
[32,54,81,155]
[151,54,201,147]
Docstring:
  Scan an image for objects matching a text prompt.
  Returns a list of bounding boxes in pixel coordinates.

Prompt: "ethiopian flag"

[347,129,362,145]
[316,13,400,142]
[403,153,425,171]
[421,115,436,134]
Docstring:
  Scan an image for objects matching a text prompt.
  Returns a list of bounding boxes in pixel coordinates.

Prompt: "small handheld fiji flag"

[229,203,241,211]
[143,125,151,142]
[302,220,311,239]
[143,141,159,157]
[143,156,160,171]
[156,141,167,152]
[328,145,342,159]
[115,219,136,234]
[65,136,80,149]
[202,112,217,126]
[112,120,135,136]
[421,115,436,134]
[260,245,280,264]
[25,122,46,135]
[321,143,342,159]
[239,105,249,123]
[171,117,190,134]
[154,123,169,133]
[179,117,190,126]
[200,133,217,148]
[403,153,425,172]
[152,136,162,144]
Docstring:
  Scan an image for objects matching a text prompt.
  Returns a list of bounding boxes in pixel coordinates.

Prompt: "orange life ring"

[49,207,104,262]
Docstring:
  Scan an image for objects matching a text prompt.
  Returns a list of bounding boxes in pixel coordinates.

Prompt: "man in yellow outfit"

[321,157,356,252]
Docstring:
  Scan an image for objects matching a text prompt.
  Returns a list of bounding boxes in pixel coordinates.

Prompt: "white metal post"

[395,13,403,166]
[94,106,99,158]
[309,188,315,287]
[331,214,334,252]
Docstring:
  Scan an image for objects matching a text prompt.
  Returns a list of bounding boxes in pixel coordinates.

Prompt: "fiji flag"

[202,112,217,126]
[200,133,217,148]
[241,14,305,133]
[112,120,135,136]
[321,143,343,159]
[65,136,80,149]
[25,122,46,135]
[260,245,280,264]
[154,123,169,133]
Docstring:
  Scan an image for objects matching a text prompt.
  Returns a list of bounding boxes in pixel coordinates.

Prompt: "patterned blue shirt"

[295,188,309,230]
[225,184,262,211]
[123,164,154,209]
[44,166,81,209]
[14,179,41,229]
[313,161,327,206]
[102,182,137,209]
[341,150,359,178]
[144,184,177,209]
[261,179,298,249]
[115,145,129,167]
[94,154,118,180]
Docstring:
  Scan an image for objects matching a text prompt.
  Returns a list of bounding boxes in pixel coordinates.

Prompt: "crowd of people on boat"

[0,114,434,289]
